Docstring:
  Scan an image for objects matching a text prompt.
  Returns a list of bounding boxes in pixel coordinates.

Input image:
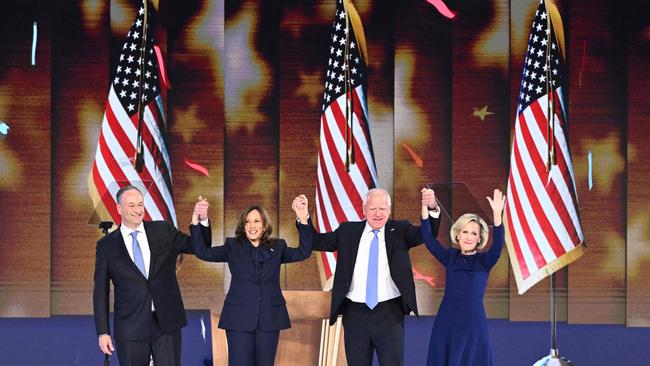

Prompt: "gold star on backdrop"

[294,71,323,108]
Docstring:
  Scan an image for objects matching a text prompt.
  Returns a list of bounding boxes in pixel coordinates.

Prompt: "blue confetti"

[32,21,37,66]
[0,122,9,135]
[587,150,594,191]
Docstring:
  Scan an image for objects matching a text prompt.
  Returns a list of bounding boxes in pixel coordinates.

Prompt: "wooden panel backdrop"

[567,0,627,324]
[625,0,650,327]
[394,0,452,315]
[0,0,52,317]
[0,0,648,332]
[450,0,510,318]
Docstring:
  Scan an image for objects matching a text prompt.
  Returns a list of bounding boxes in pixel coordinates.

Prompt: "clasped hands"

[192,196,209,225]
[191,194,309,225]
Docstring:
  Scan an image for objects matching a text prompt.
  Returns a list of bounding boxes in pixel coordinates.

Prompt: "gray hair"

[362,188,391,208]
[450,213,489,250]
[115,185,142,204]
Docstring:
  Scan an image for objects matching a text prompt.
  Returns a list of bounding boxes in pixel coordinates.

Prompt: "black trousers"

[342,297,405,366]
[116,312,181,366]
[226,327,280,366]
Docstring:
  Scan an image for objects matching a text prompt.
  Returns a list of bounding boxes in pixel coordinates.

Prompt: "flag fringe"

[544,0,566,60]
[504,214,587,295]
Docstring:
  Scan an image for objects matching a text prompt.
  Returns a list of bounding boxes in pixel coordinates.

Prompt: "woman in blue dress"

[420,188,505,366]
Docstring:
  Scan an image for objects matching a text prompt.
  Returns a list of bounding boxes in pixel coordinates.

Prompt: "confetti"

[425,0,457,20]
[402,143,423,168]
[413,267,436,287]
[200,315,206,342]
[185,158,209,176]
[153,45,171,90]
[587,150,594,191]
[0,122,9,135]
[32,22,37,66]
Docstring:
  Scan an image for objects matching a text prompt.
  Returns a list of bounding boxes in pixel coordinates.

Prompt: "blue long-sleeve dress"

[421,218,504,366]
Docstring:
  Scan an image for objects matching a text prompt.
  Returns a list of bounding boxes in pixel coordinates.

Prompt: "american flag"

[315,0,379,289]
[88,3,176,226]
[505,0,585,294]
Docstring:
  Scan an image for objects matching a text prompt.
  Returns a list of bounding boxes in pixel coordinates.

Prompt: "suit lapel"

[235,239,256,278]
[349,221,367,272]
[384,220,395,263]
[144,221,162,279]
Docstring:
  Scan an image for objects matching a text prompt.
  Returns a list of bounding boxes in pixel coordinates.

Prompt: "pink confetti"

[402,143,424,168]
[425,0,457,20]
[185,158,209,176]
[413,267,436,287]
[154,45,172,90]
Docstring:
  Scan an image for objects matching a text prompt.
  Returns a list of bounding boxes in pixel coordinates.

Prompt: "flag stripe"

[91,163,120,221]
[89,4,177,229]
[318,147,350,224]
[512,121,566,260]
[526,102,582,247]
[505,0,584,293]
[104,95,170,221]
[507,156,548,269]
[315,0,378,286]
[504,198,532,278]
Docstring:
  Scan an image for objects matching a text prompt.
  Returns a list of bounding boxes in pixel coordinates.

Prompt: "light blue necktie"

[130,231,147,278]
[366,229,380,309]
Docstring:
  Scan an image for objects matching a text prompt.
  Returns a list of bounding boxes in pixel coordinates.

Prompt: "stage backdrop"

[0,0,648,327]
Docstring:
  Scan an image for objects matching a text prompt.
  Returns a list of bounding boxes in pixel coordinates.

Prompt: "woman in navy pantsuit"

[190,195,314,366]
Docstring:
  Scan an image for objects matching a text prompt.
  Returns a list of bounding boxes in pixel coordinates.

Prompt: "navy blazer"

[93,221,211,341]
[191,221,314,331]
[313,216,440,325]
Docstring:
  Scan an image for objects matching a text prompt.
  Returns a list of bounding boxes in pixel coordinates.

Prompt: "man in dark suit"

[93,185,210,366]
[313,187,439,366]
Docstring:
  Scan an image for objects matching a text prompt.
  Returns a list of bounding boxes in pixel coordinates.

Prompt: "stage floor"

[0,311,646,365]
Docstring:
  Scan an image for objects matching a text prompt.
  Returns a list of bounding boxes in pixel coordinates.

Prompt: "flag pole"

[533,2,573,365]
[343,4,354,172]
[533,272,573,365]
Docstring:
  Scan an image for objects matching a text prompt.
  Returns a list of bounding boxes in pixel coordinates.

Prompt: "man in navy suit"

[93,185,210,366]
[313,188,439,366]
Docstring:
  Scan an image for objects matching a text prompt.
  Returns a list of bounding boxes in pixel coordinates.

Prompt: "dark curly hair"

[234,205,274,246]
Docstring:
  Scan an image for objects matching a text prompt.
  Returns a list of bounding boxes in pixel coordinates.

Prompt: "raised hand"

[192,196,209,225]
[486,189,505,226]
[292,194,309,224]
[421,187,437,209]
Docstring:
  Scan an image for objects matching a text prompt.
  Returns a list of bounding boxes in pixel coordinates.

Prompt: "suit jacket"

[313,216,440,325]
[93,220,211,341]
[191,221,314,331]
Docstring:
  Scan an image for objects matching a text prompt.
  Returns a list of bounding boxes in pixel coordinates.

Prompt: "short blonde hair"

[450,213,489,250]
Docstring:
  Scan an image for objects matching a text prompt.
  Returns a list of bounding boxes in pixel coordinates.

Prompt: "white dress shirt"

[120,223,151,277]
[120,223,154,310]
[346,224,401,303]
[345,209,440,304]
